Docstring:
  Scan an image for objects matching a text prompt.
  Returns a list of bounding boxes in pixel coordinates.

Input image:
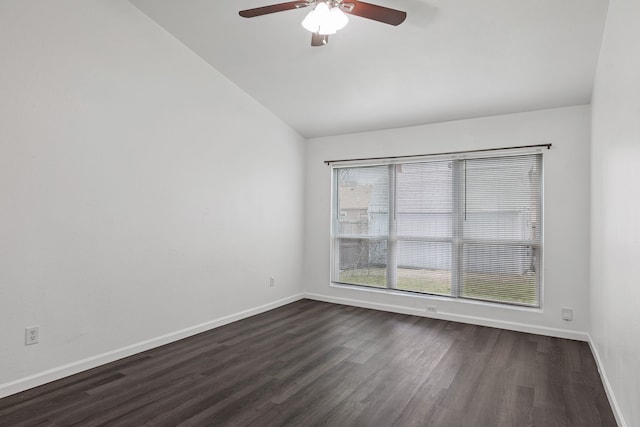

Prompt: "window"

[332,151,542,307]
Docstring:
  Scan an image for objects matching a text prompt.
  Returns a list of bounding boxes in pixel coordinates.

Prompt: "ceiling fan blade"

[311,33,329,46]
[239,1,310,18]
[345,0,406,26]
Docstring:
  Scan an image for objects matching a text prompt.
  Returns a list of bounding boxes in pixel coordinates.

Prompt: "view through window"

[332,152,542,307]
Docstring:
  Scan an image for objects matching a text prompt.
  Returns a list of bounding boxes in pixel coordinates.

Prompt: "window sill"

[329,281,543,313]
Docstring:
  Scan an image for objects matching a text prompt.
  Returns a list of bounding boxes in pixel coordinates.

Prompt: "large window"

[332,151,542,307]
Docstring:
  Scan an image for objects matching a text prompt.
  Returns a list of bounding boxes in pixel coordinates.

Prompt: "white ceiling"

[130,0,609,138]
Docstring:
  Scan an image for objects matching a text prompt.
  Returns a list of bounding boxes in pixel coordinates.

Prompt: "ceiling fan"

[239,0,407,46]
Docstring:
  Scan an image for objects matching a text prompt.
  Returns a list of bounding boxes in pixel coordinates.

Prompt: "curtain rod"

[324,143,552,165]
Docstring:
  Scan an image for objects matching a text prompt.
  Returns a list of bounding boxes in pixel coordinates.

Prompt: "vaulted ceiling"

[130,0,609,138]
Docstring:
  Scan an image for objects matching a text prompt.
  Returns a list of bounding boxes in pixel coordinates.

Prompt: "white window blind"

[332,151,542,307]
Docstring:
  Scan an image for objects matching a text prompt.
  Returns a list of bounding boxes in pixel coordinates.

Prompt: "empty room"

[0,0,638,426]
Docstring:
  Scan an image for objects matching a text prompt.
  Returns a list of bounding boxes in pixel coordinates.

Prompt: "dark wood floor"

[0,299,617,426]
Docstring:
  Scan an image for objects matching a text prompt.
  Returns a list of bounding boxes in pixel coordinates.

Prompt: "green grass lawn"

[338,267,537,305]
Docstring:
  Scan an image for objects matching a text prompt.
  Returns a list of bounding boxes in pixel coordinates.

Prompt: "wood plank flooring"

[0,299,617,426]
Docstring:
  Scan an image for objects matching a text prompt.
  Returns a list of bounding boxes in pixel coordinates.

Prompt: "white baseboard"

[0,293,305,399]
[304,292,590,342]
[588,335,627,427]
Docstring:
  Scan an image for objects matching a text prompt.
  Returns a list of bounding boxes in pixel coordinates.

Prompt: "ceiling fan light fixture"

[329,6,348,31]
[302,2,347,35]
[302,2,328,33]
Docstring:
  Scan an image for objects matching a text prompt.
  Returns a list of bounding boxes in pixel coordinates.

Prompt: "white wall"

[0,0,305,395]
[591,0,640,425]
[304,106,591,339]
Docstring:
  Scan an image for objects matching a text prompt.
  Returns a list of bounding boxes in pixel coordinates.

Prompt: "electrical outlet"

[562,308,573,321]
[25,326,39,345]
[426,306,437,314]
[269,276,275,287]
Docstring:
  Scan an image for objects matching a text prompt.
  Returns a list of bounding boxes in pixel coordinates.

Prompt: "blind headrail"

[324,143,551,165]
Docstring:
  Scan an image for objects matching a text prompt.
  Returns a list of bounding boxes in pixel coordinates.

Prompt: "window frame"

[330,149,544,308]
